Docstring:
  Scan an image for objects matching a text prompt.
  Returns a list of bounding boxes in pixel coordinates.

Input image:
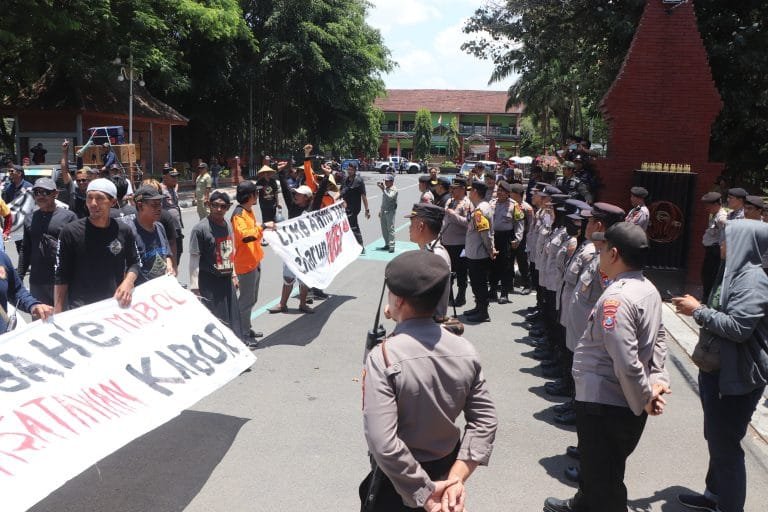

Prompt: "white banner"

[263,202,362,289]
[0,276,256,512]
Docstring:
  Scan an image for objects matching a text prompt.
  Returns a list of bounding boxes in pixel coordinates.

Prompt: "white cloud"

[367,0,442,32]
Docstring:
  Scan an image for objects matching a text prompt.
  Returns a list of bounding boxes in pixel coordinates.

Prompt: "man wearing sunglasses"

[17,178,77,307]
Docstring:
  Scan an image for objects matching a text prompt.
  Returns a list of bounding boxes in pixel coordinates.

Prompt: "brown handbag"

[691,328,721,373]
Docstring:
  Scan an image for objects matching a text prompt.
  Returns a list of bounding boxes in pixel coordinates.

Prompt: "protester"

[361,250,497,512]
[0,249,52,331]
[672,220,768,512]
[131,185,175,283]
[189,190,242,338]
[160,167,184,265]
[210,157,221,189]
[17,177,77,306]
[101,142,117,171]
[340,162,370,251]
[54,178,141,312]
[232,181,265,345]
[378,174,398,253]
[30,142,47,164]
[255,163,282,246]
[195,162,213,219]
[108,175,137,224]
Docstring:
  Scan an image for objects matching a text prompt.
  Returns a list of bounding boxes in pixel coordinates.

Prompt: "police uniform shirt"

[625,205,650,231]
[573,270,669,415]
[541,226,567,292]
[381,185,398,212]
[533,208,553,269]
[425,238,451,318]
[560,241,597,328]
[490,198,524,244]
[363,318,498,508]
[554,234,578,309]
[441,196,472,246]
[465,201,494,260]
[526,206,541,258]
[702,207,727,246]
[564,254,608,351]
[727,208,744,220]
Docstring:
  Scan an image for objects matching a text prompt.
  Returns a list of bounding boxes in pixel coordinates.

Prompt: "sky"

[365,0,517,91]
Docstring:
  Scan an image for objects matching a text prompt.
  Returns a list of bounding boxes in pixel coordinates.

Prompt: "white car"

[374,156,420,174]
[459,160,498,177]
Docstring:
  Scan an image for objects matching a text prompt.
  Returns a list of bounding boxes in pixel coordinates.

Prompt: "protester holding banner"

[17,177,77,306]
[0,249,52,330]
[54,178,141,312]
[131,185,175,283]
[232,181,265,344]
[189,190,243,338]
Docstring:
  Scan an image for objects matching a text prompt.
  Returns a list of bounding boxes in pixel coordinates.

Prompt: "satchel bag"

[691,328,721,373]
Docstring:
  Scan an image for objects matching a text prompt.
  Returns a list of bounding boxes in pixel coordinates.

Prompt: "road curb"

[662,302,768,440]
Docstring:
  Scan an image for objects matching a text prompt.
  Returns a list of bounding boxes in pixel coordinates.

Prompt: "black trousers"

[467,257,491,306]
[531,264,542,309]
[347,209,364,246]
[359,444,459,511]
[512,237,530,288]
[490,230,514,294]
[701,244,721,302]
[259,203,277,223]
[445,244,468,290]
[199,271,242,339]
[573,402,648,512]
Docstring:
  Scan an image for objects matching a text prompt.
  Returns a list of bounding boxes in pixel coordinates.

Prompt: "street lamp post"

[115,54,144,145]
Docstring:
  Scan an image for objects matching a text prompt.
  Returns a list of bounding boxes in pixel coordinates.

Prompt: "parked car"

[341,158,361,172]
[458,160,498,177]
[373,156,420,174]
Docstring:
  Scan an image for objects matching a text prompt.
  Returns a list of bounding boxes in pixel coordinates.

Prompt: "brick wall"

[597,0,723,287]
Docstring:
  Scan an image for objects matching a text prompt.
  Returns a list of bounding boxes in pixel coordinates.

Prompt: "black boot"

[488,288,498,303]
[453,287,467,307]
[498,292,510,304]
[466,303,490,322]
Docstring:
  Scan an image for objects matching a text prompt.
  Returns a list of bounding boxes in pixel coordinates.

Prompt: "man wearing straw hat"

[255,162,283,246]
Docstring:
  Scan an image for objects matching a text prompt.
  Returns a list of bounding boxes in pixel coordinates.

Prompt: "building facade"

[374,89,523,161]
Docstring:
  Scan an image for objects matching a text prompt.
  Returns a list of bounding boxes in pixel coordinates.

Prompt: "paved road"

[27,172,768,511]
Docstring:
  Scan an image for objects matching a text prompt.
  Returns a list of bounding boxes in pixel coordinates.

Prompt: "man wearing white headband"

[54,178,141,312]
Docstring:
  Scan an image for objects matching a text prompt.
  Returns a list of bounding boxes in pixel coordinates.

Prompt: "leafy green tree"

[412,108,432,161]
[445,117,460,162]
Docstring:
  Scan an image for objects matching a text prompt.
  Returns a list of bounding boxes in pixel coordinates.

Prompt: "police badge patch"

[602,299,621,330]
[108,239,123,255]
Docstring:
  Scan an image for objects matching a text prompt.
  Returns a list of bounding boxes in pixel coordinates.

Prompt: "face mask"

[566,223,580,237]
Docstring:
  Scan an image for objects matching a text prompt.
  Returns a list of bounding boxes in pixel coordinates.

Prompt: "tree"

[412,108,432,161]
[445,117,460,162]
[463,0,768,180]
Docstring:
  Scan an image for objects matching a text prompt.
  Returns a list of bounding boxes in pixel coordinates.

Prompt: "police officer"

[544,222,670,512]
[726,187,747,220]
[378,174,398,253]
[625,186,650,231]
[442,176,472,307]
[361,250,498,512]
[510,182,533,294]
[557,162,581,199]
[489,180,524,304]
[418,175,434,204]
[433,176,452,208]
[700,192,726,301]
[464,180,495,322]
[744,195,765,221]
[406,203,450,321]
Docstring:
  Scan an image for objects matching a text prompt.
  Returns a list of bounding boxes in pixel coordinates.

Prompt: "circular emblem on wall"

[647,201,684,243]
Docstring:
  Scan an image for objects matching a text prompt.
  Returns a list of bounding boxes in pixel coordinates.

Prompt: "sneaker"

[677,493,717,512]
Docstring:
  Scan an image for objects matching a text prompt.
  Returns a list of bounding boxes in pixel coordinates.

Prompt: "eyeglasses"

[76,178,89,183]
[210,202,229,210]
[33,189,54,196]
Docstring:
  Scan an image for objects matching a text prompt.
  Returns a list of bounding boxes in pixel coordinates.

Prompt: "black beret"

[565,198,592,218]
[497,180,512,193]
[510,183,526,195]
[630,186,649,198]
[437,176,452,187]
[551,193,570,205]
[728,187,748,198]
[746,195,765,209]
[591,221,649,255]
[701,192,722,203]
[471,180,488,195]
[418,175,431,183]
[591,202,626,219]
[404,203,445,223]
[451,176,467,187]
[385,251,450,298]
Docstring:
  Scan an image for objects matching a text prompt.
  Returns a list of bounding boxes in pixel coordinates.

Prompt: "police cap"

[630,186,649,198]
[728,187,747,199]
[565,198,591,219]
[385,251,450,298]
[591,222,649,257]
[437,176,452,188]
[510,183,526,195]
[746,195,765,209]
[451,176,467,188]
[404,203,445,223]
[418,175,431,183]
[551,193,570,205]
[590,202,626,220]
[701,192,721,203]
[471,180,488,195]
[497,180,512,193]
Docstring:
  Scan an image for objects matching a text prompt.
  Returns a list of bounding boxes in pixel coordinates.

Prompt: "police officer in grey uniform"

[726,187,746,220]
[378,174,398,252]
[625,186,650,231]
[544,222,670,512]
[464,180,495,322]
[489,180,524,304]
[442,176,472,307]
[700,191,727,301]
[406,203,451,321]
[361,250,498,512]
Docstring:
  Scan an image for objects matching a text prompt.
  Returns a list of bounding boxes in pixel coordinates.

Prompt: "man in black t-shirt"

[339,162,369,250]
[54,178,141,312]
[132,185,174,283]
[18,178,77,306]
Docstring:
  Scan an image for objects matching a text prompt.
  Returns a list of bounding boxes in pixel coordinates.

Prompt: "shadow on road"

[528,385,569,404]
[538,453,578,489]
[30,410,250,512]
[533,408,577,433]
[257,294,354,349]
[628,485,697,511]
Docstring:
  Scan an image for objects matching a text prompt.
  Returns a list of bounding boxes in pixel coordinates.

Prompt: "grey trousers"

[237,266,261,335]
[380,211,395,249]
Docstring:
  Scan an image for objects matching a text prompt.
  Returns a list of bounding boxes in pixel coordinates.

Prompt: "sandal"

[268,304,287,314]
[299,304,315,314]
